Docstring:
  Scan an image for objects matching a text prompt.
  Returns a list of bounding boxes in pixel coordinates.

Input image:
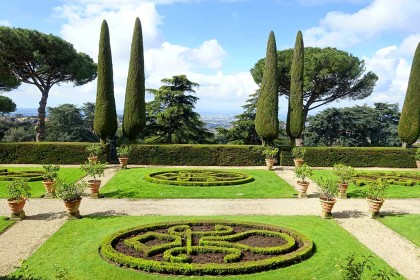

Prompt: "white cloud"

[304,0,420,48]
[0,20,11,26]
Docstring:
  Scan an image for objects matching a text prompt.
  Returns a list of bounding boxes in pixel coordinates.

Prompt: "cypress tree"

[289,30,304,145]
[255,31,279,145]
[122,17,146,141]
[398,42,420,146]
[94,20,117,145]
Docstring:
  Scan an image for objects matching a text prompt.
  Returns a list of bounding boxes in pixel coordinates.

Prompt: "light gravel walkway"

[0,164,419,279]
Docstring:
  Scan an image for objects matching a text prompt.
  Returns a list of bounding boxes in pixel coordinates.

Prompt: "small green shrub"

[315,176,339,200]
[363,179,389,201]
[116,145,132,157]
[85,144,102,157]
[333,164,355,184]
[55,179,86,201]
[7,177,31,201]
[262,146,278,159]
[80,161,106,180]
[294,163,313,182]
[42,165,60,181]
[292,147,306,159]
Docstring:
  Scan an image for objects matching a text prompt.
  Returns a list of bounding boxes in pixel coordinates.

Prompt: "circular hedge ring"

[100,220,314,275]
[144,170,254,186]
[0,169,45,182]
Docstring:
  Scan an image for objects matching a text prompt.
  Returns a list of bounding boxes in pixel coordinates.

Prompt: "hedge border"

[0,169,45,182]
[144,170,255,186]
[99,220,314,276]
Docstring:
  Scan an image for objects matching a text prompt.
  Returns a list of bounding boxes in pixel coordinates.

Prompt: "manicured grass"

[379,214,420,247]
[101,168,297,198]
[9,216,402,280]
[0,216,14,235]
[0,167,86,198]
[311,169,420,198]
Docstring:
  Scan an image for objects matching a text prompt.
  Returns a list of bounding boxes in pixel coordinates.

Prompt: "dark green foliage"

[94,20,117,145]
[305,103,401,147]
[279,147,417,168]
[255,31,279,144]
[0,120,33,142]
[251,47,378,124]
[398,42,420,145]
[289,31,304,139]
[145,170,254,186]
[146,75,213,143]
[351,171,419,187]
[0,95,16,114]
[0,26,97,141]
[0,169,44,182]
[81,102,96,138]
[123,17,146,141]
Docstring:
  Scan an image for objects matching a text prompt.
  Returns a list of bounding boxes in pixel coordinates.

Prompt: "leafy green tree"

[0,27,97,141]
[122,17,146,141]
[288,31,304,145]
[0,95,16,115]
[255,31,279,145]
[146,75,213,144]
[94,20,117,145]
[2,126,34,142]
[251,47,378,123]
[398,42,420,146]
[81,102,96,138]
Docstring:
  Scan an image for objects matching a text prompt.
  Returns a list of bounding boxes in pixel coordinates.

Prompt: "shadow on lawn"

[102,189,141,198]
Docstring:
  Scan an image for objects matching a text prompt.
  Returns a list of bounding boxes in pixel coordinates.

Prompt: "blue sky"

[1,0,420,117]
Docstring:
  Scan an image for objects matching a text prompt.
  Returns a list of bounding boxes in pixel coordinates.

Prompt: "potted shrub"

[116,145,132,169]
[416,148,420,168]
[86,144,102,164]
[80,161,106,198]
[55,179,86,219]
[6,177,31,220]
[363,178,388,218]
[294,163,313,198]
[262,146,278,170]
[292,147,306,167]
[333,163,355,199]
[42,164,60,198]
[315,176,339,219]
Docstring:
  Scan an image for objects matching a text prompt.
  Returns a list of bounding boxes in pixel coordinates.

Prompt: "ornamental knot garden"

[100,220,314,275]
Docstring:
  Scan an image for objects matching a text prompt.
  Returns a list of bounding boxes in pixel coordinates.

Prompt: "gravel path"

[0,164,419,279]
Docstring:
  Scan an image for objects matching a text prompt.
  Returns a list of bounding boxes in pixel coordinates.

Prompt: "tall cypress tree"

[94,20,117,145]
[288,30,304,145]
[122,17,146,141]
[255,31,279,145]
[398,42,420,146]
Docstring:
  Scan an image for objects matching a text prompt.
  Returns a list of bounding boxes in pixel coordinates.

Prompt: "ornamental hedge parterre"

[144,170,254,186]
[0,169,44,182]
[352,171,420,187]
[99,220,314,275]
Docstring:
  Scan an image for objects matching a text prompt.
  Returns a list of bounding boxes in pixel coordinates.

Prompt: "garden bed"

[6,216,402,279]
[378,214,420,247]
[101,168,296,198]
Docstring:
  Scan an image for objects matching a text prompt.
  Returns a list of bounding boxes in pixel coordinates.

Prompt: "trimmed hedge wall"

[0,143,417,167]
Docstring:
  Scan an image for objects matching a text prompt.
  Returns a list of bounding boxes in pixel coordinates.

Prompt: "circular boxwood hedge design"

[144,170,254,186]
[0,168,45,182]
[352,171,420,186]
[100,220,313,275]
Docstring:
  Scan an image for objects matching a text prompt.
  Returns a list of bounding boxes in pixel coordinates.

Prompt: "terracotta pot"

[87,179,101,193]
[338,182,349,193]
[42,180,55,193]
[265,158,276,170]
[319,198,336,213]
[367,198,384,213]
[7,198,26,214]
[64,198,82,214]
[87,156,98,164]
[118,157,129,168]
[294,158,304,167]
[416,160,420,168]
[296,181,310,193]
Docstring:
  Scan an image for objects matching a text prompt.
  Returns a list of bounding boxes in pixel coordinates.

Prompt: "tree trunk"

[295,138,302,146]
[36,90,49,142]
[402,142,407,148]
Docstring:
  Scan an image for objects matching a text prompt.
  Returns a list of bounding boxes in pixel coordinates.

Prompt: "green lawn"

[0,216,14,234]
[378,215,420,247]
[101,168,296,198]
[8,216,402,280]
[0,167,86,198]
[311,169,420,198]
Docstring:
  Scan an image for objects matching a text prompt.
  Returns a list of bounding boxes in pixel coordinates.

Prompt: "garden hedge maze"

[0,169,44,182]
[144,170,254,186]
[352,171,420,186]
[100,220,313,275]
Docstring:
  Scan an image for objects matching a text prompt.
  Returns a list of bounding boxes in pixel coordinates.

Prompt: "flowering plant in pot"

[55,179,86,219]
[292,147,306,167]
[416,148,420,168]
[7,177,31,220]
[363,179,388,218]
[294,163,313,198]
[332,163,355,198]
[315,176,339,219]
[262,146,278,170]
[42,164,60,198]
[116,145,132,169]
[80,161,106,198]
[86,144,102,164]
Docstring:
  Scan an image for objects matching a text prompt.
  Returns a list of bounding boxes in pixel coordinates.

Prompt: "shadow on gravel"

[84,210,128,217]
[334,210,366,219]
[25,211,67,220]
